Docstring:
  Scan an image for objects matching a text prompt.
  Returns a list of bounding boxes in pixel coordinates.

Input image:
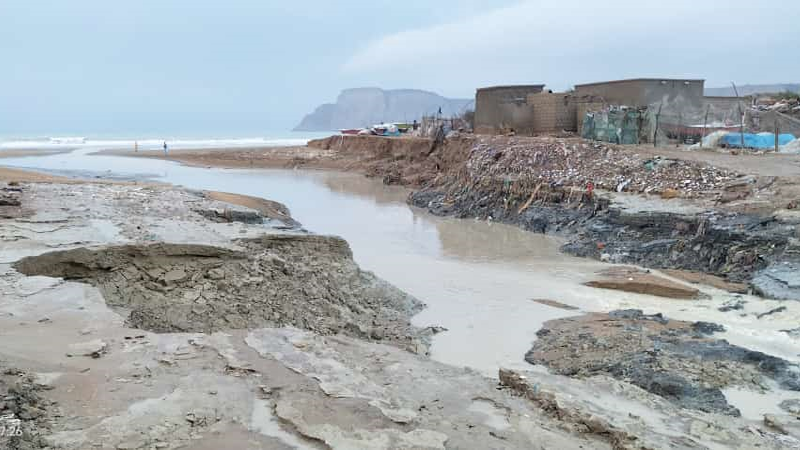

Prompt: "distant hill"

[294,88,473,131]
[705,84,800,97]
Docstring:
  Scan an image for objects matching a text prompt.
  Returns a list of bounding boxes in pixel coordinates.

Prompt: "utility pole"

[700,105,710,148]
[732,82,745,149]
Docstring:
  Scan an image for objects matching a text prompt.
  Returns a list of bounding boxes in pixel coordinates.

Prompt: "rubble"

[460,136,740,197]
[0,367,55,449]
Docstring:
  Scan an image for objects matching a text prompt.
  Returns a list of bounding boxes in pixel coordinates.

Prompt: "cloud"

[342,0,800,94]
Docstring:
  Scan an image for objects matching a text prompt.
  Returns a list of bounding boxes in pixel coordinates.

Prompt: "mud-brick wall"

[574,79,705,108]
[475,85,544,135]
[527,93,576,132]
[527,93,606,133]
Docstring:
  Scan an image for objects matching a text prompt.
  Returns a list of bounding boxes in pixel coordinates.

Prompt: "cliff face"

[294,87,472,131]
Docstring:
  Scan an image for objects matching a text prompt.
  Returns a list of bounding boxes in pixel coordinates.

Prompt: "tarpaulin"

[721,133,796,149]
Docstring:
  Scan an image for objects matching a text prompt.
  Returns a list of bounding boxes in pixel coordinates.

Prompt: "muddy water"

[3,150,800,384]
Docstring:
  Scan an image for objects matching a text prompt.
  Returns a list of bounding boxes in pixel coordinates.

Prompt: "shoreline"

[84,135,800,298]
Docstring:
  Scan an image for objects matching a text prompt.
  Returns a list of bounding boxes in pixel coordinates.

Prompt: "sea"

[0,131,331,152]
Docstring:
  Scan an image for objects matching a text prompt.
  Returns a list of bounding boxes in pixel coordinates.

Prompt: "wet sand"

[0,166,74,183]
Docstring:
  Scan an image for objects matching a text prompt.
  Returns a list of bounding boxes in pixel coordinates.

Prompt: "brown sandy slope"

[0,167,73,183]
[204,190,297,225]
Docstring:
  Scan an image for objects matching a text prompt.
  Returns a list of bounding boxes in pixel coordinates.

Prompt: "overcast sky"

[2,0,798,136]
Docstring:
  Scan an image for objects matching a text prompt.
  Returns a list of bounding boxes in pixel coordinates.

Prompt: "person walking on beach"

[163,141,168,156]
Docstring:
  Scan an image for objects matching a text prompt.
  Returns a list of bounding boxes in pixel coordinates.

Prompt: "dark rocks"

[757,306,788,319]
[718,299,746,312]
[779,399,800,416]
[752,262,800,301]
[527,311,800,416]
[692,321,725,335]
[608,309,668,324]
[606,362,740,416]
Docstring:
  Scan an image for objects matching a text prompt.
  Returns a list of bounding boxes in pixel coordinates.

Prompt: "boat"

[339,129,361,135]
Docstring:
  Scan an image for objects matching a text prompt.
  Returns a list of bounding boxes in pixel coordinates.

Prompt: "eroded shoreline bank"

[105,134,800,299]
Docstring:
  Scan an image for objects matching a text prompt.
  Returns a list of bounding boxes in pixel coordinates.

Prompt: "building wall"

[527,93,607,133]
[527,93,576,132]
[703,96,743,112]
[574,79,705,108]
[474,85,544,135]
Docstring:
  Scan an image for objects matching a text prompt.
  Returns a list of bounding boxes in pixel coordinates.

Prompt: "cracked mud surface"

[13,235,424,351]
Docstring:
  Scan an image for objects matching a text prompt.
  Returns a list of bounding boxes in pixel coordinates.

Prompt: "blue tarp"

[721,133,796,149]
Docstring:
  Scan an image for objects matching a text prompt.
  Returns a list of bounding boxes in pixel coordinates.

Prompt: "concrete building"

[474,85,545,135]
[574,78,705,108]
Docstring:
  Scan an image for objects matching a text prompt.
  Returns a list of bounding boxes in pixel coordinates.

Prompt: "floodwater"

[3,148,800,387]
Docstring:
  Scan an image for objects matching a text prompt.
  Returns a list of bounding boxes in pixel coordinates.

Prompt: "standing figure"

[163,141,168,156]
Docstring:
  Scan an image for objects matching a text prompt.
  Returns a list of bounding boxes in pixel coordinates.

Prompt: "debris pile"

[461,136,741,197]
[1,367,54,449]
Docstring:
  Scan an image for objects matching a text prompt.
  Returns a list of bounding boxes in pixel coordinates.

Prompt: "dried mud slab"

[13,234,424,350]
[527,310,800,416]
[585,267,704,299]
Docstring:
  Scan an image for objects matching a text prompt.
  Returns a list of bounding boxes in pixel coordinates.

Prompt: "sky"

[1,0,799,137]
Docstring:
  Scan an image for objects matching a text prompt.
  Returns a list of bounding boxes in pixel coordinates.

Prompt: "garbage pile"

[753,93,800,118]
[462,136,741,197]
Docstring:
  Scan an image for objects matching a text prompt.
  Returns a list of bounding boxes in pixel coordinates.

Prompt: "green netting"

[582,109,642,144]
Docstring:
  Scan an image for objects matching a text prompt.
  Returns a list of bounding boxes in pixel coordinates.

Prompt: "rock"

[526,311,800,416]
[162,268,188,283]
[752,263,800,301]
[780,399,800,416]
[206,268,225,280]
[718,299,746,312]
[764,414,788,434]
[585,267,703,300]
[531,299,579,311]
[692,321,725,335]
[773,209,800,225]
[662,269,748,294]
[66,339,107,358]
[608,309,668,324]
[757,306,788,319]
